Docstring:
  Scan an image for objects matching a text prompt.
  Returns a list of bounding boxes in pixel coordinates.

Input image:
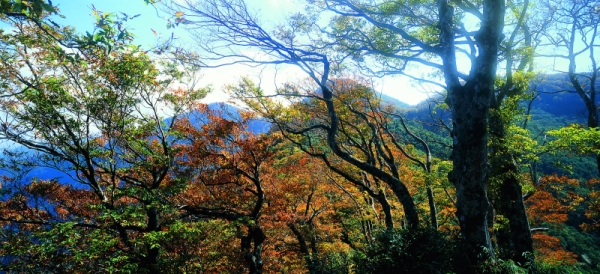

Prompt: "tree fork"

[439,0,505,261]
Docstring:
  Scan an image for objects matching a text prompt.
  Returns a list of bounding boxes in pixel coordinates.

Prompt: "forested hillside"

[404,76,600,180]
[1,0,600,273]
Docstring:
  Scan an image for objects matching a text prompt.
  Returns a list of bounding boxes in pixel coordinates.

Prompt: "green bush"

[311,227,591,274]
[352,227,468,273]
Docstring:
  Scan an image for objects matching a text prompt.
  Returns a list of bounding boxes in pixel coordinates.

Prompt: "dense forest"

[1,0,600,273]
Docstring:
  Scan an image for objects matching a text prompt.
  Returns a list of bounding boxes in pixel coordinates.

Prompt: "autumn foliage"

[526,175,582,266]
[2,2,600,273]
[532,233,578,266]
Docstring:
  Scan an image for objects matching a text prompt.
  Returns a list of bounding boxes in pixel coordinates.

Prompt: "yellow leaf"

[174,11,184,17]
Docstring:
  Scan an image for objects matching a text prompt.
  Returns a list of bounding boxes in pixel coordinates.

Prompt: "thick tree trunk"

[499,169,533,263]
[447,84,495,260]
[439,0,504,262]
[574,87,600,176]
[584,100,600,176]
[241,224,265,274]
[489,111,534,264]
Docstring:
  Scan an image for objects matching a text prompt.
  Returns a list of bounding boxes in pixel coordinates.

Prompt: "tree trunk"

[499,169,533,263]
[373,190,394,229]
[288,222,319,274]
[439,0,504,262]
[140,207,160,273]
[427,186,438,230]
[321,84,420,228]
[241,224,265,274]
[447,83,495,261]
[567,21,599,176]
[489,110,534,265]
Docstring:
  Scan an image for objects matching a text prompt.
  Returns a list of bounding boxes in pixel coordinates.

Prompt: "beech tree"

[0,8,210,272]
[172,106,277,273]
[538,0,600,176]
[161,1,423,230]
[157,0,517,262]
[0,14,287,270]
[229,77,447,231]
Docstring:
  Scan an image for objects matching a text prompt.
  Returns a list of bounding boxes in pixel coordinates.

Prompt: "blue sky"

[51,0,299,49]
[51,0,171,49]
[31,1,594,106]
[48,0,431,105]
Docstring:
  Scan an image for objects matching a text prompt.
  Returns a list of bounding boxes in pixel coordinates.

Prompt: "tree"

[229,77,419,230]
[484,0,548,263]
[0,0,57,20]
[325,1,532,262]
[265,141,359,272]
[538,0,600,176]
[172,105,276,273]
[0,10,212,272]
[158,0,513,262]
[171,105,366,272]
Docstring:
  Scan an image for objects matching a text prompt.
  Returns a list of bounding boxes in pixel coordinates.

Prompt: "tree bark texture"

[448,83,495,259]
[439,0,505,261]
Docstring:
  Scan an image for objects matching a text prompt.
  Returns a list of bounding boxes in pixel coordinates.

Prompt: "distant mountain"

[394,74,599,180]
[399,73,599,128]
[1,103,272,186]
[206,103,272,134]
[0,148,79,187]
[168,102,271,134]
[379,93,412,109]
[530,73,599,123]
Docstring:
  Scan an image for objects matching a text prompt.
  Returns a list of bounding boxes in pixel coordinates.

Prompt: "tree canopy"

[1,0,600,273]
